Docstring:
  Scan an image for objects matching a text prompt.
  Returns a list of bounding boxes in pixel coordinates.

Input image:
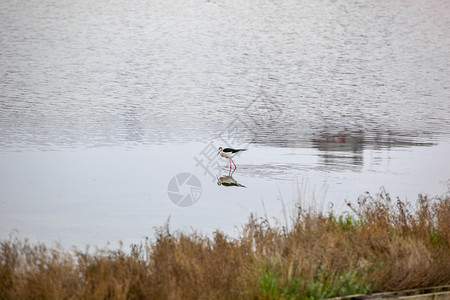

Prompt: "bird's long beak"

[217,150,221,155]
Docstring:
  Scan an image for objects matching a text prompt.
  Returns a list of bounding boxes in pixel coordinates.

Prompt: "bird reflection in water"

[216,168,246,188]
[217,175,246,188]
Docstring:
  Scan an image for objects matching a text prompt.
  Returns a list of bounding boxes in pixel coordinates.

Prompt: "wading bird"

[218,147,247,170]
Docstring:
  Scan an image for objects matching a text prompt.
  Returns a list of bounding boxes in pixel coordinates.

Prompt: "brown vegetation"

[1,191,449,299]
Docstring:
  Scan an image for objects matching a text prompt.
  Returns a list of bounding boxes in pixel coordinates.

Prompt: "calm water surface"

[1,0,449,248]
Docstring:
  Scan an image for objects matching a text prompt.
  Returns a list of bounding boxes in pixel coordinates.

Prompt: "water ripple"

[1,0,449,151]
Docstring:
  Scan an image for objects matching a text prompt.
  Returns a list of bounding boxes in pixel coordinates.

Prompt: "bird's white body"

[219,150,239,159]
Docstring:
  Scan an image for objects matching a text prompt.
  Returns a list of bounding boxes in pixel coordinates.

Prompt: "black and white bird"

[218,147,247,170]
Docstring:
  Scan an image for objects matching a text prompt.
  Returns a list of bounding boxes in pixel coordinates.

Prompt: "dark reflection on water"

[313,133,365,170]
[309,131,437,171]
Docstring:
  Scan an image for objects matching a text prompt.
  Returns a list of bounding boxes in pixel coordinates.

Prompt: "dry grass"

[1,191,449,299]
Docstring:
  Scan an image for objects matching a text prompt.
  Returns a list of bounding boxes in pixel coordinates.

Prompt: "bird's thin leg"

[231,158,237,169]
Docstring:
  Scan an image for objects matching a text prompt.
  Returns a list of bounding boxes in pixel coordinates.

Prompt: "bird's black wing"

[223,148,247,153]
